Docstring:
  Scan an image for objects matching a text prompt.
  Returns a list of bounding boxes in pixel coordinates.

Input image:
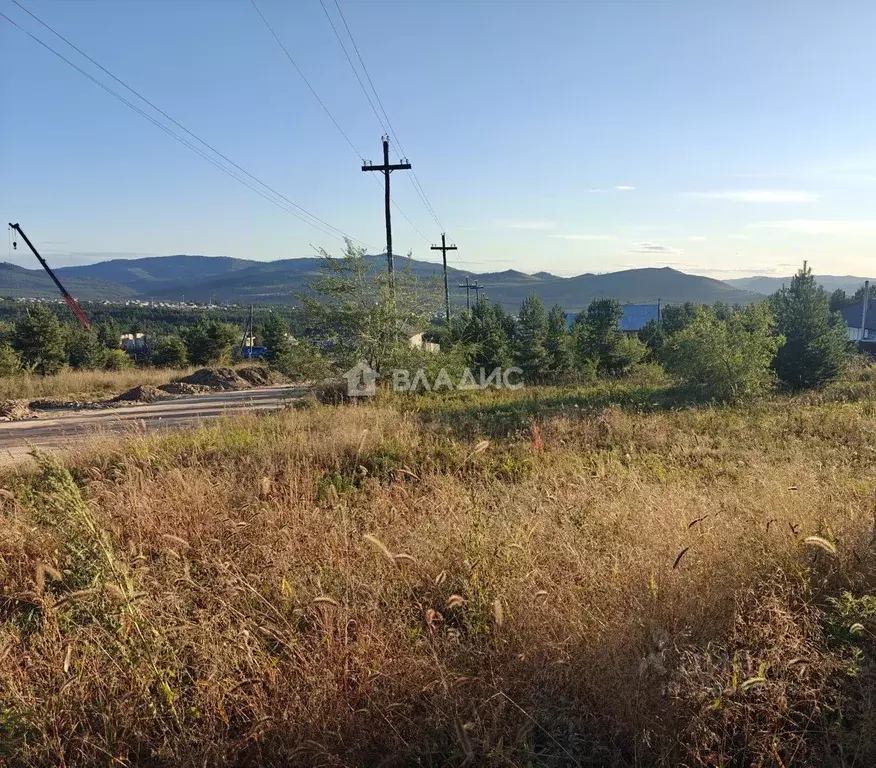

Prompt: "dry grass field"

[0,367,197,402]
[1,371,876,766]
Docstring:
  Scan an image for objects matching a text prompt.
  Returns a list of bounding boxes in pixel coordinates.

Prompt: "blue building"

[566,303,661,334]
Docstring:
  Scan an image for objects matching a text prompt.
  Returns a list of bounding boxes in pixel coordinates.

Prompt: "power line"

[250,0,430,247]
[328,0,446,233]
[2,2,367,246]
[249,0,362,159]
[317,0,388,136]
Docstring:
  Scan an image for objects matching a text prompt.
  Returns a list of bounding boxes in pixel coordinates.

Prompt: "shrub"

[151,336,188,368]
[664,303,783,401]
[0,342,21,376]
[103,348,133,371]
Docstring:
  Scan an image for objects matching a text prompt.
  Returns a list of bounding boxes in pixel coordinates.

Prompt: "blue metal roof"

[840,300,876,332]
[620,304,660,331]
[564,303,659,332]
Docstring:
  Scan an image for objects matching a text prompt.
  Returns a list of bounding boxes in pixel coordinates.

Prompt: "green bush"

[0,342,21,376]
[151,336,188,368]
[103,348,133,371]
[664,303,783,401]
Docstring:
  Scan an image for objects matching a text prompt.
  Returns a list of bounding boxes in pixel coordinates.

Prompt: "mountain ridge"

[3,254,762,311]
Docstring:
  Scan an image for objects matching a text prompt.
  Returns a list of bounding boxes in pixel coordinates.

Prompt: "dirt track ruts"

[0,384,307,464]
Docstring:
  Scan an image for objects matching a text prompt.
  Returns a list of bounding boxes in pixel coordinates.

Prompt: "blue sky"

[2,0,876,279]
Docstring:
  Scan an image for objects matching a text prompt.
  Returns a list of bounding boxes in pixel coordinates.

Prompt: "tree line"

[0,243,856,402]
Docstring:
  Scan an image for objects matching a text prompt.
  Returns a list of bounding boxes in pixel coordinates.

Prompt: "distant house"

[840,299,876,343]
[120,332,146,351]
[565,303,661,334]
[409,332,440,353]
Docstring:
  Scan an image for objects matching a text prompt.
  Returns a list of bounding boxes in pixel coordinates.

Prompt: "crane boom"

[8,223,92,330]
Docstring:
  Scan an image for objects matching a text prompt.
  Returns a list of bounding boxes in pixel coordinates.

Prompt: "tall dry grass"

[1,386,875,766]
[0,366,196,402]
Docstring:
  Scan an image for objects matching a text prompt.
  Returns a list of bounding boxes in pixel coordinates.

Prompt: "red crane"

[8,222,92,330]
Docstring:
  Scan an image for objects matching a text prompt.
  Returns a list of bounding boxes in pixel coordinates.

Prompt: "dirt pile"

[0,400,36,421]
[29,398,104,411]
[113,385,175,403]
[236,366,286,387]
[174,367,252,391]
[158,382,211,396]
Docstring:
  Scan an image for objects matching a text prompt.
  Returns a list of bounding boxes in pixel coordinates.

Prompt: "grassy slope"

[1,374,876,765]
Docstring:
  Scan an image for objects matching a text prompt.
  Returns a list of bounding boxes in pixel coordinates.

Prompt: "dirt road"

[0,384,307,464]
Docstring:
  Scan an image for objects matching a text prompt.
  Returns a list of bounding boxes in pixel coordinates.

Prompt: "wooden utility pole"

[472,281,484,304]
[362,136,411,290]
[431,233,457,323]
[458,276,472,310]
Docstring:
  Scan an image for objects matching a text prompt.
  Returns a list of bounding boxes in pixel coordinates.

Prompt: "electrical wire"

[2,2,369,247]
[317,0,388,136]
[249,0,362,160]
[250,0,431,246]
[327,0,449,239]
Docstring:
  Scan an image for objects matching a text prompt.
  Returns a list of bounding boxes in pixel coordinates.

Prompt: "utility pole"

[472,281,484,304]
[362,136,411,291]
[431,233,457,323]
[458,276,472,310]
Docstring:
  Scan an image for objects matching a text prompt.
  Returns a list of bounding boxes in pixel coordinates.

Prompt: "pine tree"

[464,301,511,372]
[66,328,107,370]
[772,264,849,389]
[514,294,548,382]
[181,317,238,366]
[545,304,572,376]
[260,311,291,363]
[573,298,624,375]
[152,336,188,368]
[11,305,66,375]
[96,320,122,349]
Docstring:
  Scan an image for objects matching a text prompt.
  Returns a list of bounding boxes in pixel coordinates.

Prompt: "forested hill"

[1,254,762,310]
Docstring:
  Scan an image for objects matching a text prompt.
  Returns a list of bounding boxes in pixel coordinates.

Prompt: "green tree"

[302,240,440,373]
[11,305,66,375]
[662,302,698,335]
[462,300,511,372]
[771,265,850,390]
[260,311,291,363]
[828,288,850,313]
[664,303,783,401]
[573,298,625,375]
[181,317,238,366]
[66,328,107,370]
[545,304,573,377]
[610,334,647,373]
[0,342,21,376]
[514,294,548,382]
[151,336,188,368]
[96,320,122,349]
[103,348,133,371]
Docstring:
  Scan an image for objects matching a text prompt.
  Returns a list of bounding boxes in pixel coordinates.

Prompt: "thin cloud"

[629,241,681,254]
[692,190,818,203]
[615,185,635,191]
[727,234,749,240]
[501,220,556,231]
[757,219,876,235]
[684,236,707,242]
[549,234,618,241]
